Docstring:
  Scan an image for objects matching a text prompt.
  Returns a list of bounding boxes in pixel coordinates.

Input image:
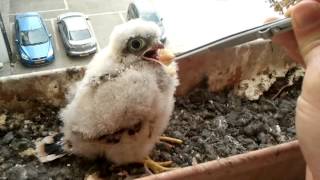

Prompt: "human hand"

[272,0,320,179]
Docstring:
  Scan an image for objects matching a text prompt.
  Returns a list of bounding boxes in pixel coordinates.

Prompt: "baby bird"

[37,19,180,173]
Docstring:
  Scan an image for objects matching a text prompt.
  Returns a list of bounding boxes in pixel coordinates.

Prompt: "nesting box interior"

[0,41,305,180]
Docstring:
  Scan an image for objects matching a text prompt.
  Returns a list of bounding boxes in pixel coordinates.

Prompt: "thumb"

[290,0,320,62]
[292,0,320,105]
[291,1,320,179]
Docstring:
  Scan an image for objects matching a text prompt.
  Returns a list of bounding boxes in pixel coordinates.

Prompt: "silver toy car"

[57,12,97,57]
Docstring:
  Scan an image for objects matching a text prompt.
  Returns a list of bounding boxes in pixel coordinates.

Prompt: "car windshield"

[20,27,48,46]
[140,13,161,23]
[69,29,91,41]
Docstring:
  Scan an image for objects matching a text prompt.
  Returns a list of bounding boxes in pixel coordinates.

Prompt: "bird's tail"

[36,133,67,163]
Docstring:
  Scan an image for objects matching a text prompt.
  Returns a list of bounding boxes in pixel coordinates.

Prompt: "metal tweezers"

[175,18,292,60]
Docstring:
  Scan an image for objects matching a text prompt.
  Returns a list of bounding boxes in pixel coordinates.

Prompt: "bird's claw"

[143,157,177,174]
[160,136,183,145]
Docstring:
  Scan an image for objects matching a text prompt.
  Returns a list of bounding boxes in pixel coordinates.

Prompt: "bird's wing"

[72,121,143,144]
[35,133,67,163]
[63,65,159,142]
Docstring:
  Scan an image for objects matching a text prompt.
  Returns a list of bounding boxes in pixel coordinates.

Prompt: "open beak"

[142,42,175,66]
[142,42,164,63]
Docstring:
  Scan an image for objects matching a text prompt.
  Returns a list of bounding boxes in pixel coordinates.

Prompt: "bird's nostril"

[155,43,164,49]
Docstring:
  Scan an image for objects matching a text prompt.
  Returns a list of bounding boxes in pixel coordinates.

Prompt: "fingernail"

[293,2,320,28]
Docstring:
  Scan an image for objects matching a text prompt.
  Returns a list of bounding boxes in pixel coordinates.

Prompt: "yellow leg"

[160,136,183,144]
[143,157,177,174]
[142,136,182,174]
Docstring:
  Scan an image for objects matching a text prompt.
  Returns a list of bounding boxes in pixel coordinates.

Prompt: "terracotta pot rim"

[138,140,303,180]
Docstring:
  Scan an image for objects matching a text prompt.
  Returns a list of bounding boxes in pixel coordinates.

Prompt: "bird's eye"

[128,38,146,52]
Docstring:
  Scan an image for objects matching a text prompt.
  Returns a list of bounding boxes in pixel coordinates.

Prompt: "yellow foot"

[160,136,183,145]
[143,157,176,174]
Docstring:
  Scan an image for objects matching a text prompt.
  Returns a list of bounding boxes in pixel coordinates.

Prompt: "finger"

[264,17,305,65]
[292,1,320,179]
[293,0,320,120]
[263,17,281,24]
[291,0,320,64]
[297,51,320,179]
[272,31,305,65]
[306,166,315,180]
[296,90,320,180]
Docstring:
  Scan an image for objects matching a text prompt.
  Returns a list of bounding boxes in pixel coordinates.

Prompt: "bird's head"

[108,19,168,65]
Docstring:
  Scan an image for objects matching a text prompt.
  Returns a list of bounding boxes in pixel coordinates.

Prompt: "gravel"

[0,73,301,180]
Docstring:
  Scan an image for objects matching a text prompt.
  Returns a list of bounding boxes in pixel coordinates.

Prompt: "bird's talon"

[143,157,175,174]
[158,161,173,167]
[160,136,183,145]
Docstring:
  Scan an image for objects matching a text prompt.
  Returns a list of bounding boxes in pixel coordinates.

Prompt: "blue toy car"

[15,12,54,66]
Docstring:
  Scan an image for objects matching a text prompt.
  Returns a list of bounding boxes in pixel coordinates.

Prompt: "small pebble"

[2,132,14,144]
[0,114,7,126]
[7,164,28,180]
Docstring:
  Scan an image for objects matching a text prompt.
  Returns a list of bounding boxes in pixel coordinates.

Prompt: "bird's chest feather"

[71,63,175,136]
[86,63,173,97]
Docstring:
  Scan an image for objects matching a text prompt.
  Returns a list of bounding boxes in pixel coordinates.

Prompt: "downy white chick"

[37,19,179,170]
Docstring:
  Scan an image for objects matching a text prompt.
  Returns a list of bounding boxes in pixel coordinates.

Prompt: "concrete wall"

[0,0,11,75]
[0,31,9,63]
[0,0,10,30]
